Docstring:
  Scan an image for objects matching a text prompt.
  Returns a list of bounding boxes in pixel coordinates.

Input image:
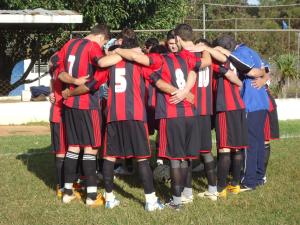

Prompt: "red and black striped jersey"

[190,52,213,116]
[58,38,103,110]
[148,50,199,119]
[49,51,64,123]
[212,60,245,112]
[88,60,151,123]
[266,86,276,112]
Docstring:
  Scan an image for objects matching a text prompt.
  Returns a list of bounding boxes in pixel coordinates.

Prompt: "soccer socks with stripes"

[55,157,64,189]
[217,152,231,192]
[137,160,155,194]
[231,151,243,186]
[264,143,271,174]
[64,151,79,195]
[201,153,217,193]
[82,154,97,200]
[102,159,115,193]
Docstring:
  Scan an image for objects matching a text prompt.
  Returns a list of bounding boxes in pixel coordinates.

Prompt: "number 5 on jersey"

[115,68,127,93]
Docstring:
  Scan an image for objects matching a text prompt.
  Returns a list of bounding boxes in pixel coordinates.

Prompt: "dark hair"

[212,35,237,51]
[90,24,111,40]
[149,45,168,54]
[119,28,139,49]
[108,44,121,52]
[174,24,193,41]
[145,37,159,49]
[166,29,176,41]
[195,38,211,47]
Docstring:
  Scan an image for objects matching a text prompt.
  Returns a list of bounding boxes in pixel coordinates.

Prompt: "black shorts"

[64,107,102,148]
[50,121,67,154]
[146,106,156,136]
[158,117,199,160]
[103,120,151,158]
[215,109,248,149]
[264,108,280,141]
[195,115,212,153]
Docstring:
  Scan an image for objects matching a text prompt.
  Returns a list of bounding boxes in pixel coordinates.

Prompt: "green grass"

[0,121,300,225]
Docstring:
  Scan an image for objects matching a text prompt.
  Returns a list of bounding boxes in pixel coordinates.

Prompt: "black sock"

[231,151,242,186]
[102,159,115,193]
[217,152,231,192]
[183,160,192,188]
[137,160,155,194]
[64,151,79,195]
[201,153,217,186]
[264,143,271,174]
[170,160,182,197]
[83,154,97,200]
[55,157,64,189]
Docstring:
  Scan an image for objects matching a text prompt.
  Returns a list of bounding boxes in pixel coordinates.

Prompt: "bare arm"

[224,70,243,87]
[115,48,151,66]
[203,46,227,63]
[200,50,212,68]
[247,68,265,78]
[58,72,88,85]
[169,70,197,104]
[62,84,90,99]
[155,79,194,104]
[98,54,122,68]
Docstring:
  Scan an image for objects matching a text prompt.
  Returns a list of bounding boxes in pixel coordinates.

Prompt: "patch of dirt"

[0,125,50,136]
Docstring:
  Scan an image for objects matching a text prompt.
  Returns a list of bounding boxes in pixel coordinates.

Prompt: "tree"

[0,0,188,96]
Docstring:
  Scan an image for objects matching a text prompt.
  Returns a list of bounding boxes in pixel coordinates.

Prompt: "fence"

[1,28,299,98]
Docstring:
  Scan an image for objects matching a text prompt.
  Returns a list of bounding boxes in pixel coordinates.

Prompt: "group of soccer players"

[49,23,279,211]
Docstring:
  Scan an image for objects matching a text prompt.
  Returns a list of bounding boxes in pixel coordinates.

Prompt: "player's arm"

[115,48,151,66]
[147,69,194,104]
[169,70,197,104]
[97,53,122,68]
[58,72,88,85]
[199,50,212,68]
[224,70,243,87]
[202,45,227,63]
[251,70,270,89]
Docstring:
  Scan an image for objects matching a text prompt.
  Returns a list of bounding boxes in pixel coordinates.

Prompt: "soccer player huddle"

[49,23,279,211]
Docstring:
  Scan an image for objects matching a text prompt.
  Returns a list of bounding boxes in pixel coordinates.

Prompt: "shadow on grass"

[16,146,57,190]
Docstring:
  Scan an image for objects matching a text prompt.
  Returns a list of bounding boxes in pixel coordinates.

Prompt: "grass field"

[0,120,299,225]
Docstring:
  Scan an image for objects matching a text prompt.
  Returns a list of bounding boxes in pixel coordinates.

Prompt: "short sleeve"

[142,66,161,84]
[229,48,255,73]
[86,68,109,92]
[147,53,163,71]
[89,42,104,66]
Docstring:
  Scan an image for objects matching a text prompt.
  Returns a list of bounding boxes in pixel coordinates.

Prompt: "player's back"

[106,59,147,123]
[59,38,103,110]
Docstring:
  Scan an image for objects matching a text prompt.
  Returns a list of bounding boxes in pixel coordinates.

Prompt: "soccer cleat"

[62,193,78,203]
[166,200,182,211]
[218,189,227,199]
[145,198,164,212]
[181,194,194,204]
[240,184,255,192]
[198,191,218,201]
[226,184,240,194]
[56,185,63,200]
[86,193,105,208]
[105,198,120,209]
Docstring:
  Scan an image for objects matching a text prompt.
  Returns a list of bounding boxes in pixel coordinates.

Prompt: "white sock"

[208,185,217,193]
[182,187,193,197]
[145,192,157,203]
[105,192,115,201]
[173,195,182,205]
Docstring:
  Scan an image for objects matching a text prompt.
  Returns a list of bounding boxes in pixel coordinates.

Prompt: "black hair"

[145,37,159,49]
[174,24,193,41]
[166,29,176,41]
[149,45,168,54]
[90,24,111,40]
[194,38,211,47]
[212,35,237,51]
